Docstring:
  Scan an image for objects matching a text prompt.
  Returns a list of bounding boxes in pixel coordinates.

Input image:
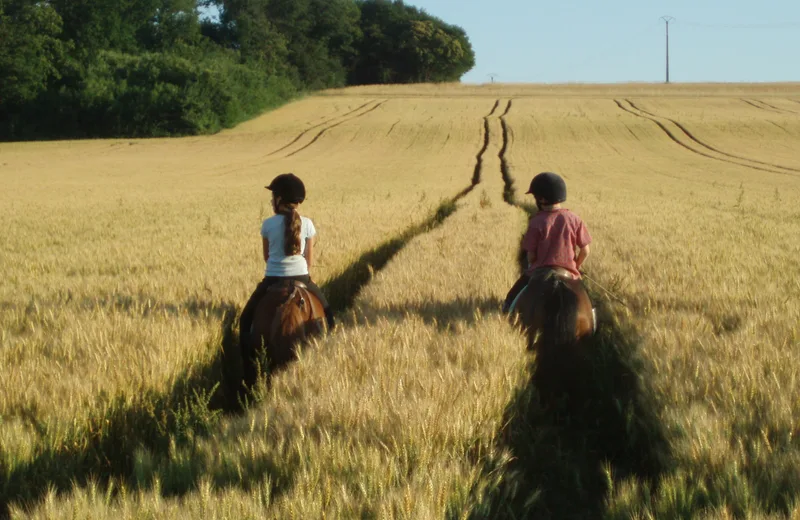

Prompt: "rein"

[580,272,629,308]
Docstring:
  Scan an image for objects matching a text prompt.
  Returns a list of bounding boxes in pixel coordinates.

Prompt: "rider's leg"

[239,278,275,386]
[240,278,275,343]
[503,275,530,313]
[308,282,334,331]
[292,275,334,331]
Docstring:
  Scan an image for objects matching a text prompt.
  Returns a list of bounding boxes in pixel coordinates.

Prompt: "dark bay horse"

[508,268,596,406]
[242,280,327,389]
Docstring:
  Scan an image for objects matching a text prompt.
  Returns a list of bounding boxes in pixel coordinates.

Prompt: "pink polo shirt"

[522,209,592,279]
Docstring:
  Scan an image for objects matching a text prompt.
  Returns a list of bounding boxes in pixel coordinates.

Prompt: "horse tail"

[539,275,579,348]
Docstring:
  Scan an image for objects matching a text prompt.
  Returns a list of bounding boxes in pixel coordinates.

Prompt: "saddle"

[530,266,574,282]
[264,280,313,312]
[260,280,325,341]
[508,267,597,333]
[267,279,308,292]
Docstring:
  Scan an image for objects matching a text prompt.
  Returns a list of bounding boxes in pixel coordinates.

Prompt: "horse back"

[249,281,326,370]
[515,271,594,347]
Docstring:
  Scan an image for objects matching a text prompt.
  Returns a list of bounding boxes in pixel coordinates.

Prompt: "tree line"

[0,0,475,140]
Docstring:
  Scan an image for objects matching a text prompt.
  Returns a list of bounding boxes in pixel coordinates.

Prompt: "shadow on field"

[345,296,505,332]
[0,298,297,518]
[322,196,463,314]
[466,295,672,519]
[1,187,477,517]
[464,235,672,519]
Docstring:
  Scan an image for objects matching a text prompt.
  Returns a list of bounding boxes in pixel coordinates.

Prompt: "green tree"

[210,0,290,75]
[0,0,67,104]
[407,19,473,82]
[1,0,475,141]
[139,0,203,51]
[348,0,474,85]
[213,0,360,89]
[48,0,161,55]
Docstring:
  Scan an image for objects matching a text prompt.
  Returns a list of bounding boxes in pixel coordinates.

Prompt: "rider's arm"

[575,244,590,270]
[304,236,314,271]
[522,220,538,270]
[262,237,269,263]
[527,250,537,268]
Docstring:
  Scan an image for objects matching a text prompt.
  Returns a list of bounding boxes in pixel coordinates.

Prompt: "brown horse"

[508,267,596,406]
[242,280,327,389]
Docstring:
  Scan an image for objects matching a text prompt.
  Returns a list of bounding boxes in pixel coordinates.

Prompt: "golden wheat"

[3,83,800,518]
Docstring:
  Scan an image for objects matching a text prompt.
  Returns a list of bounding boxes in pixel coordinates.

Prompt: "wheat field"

[1,83,800,519]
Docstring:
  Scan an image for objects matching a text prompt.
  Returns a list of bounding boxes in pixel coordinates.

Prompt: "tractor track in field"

[472,98,532,212]
[765,120,793,135]
[741,98,782,114]
[488,99,501,116]
[441,133,451,149]
[626,99,800,175]
[472,100,501,184]
[327,101,526,309]
[386,119,401,137]
[746,98,800,115]
[755,99,799,115]
[725,99,792,134]
[202,101,383,177]
[306,103,343,125]
[285,100,388,158]
[499,101,516,205]
[501,99,513,117]
[497,100,535,213]
[267,100,378,156]
[615,99,799,177]
[741,98,800,116]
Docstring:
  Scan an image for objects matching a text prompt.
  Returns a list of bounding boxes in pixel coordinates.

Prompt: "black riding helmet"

[265,173,306,204]
[526,172,567,204]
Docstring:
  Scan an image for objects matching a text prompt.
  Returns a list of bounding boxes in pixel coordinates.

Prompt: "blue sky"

[202,0,800,84]
[416,0,800,83]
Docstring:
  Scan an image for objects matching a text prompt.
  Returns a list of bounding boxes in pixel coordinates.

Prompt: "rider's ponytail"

[279,204,302,256]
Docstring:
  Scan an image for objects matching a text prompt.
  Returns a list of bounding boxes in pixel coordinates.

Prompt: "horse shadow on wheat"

[462,239,673,519]
[0,296,301,519]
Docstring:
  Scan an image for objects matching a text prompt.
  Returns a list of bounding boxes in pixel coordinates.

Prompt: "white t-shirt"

[261,214,317,277]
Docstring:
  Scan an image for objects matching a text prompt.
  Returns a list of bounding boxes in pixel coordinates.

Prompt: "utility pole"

[660,16,675,83]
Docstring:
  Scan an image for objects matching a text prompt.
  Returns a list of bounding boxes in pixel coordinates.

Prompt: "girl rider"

[239,173,335,349]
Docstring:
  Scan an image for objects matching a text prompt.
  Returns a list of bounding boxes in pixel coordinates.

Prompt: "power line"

[674,20,800,29]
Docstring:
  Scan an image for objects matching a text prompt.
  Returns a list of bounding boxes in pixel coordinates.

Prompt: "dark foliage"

[0,0,475,141]
[350,0,475,85]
